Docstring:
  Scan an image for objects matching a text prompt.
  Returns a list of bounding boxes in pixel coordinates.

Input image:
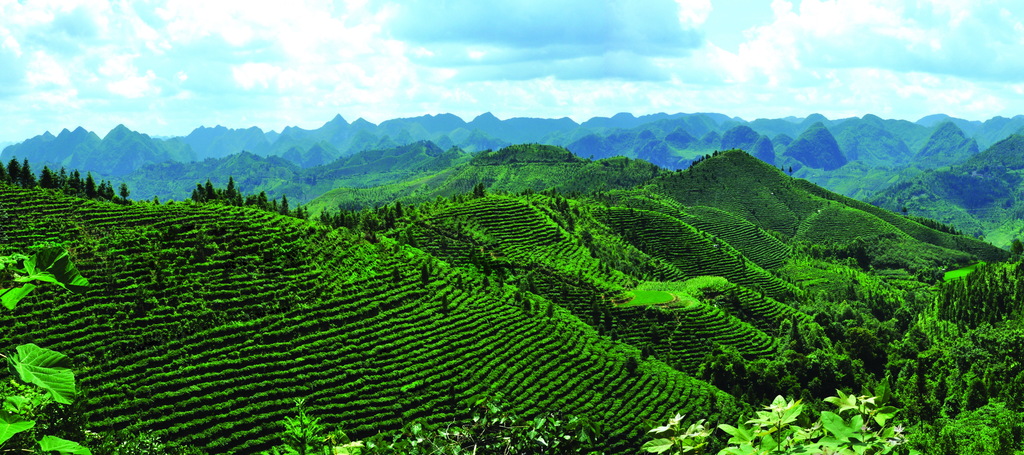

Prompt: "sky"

[1,0,1023,142]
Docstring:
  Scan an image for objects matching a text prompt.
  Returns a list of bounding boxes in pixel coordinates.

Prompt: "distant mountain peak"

[472,112,500,123]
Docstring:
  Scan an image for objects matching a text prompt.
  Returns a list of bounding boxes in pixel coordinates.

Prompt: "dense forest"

[2,146,1023,454]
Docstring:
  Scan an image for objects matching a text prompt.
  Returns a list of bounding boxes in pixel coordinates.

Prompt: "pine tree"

[119,182,130,202]
[204,179,216,201]
[19,158,35,188]
[280,195,290,216]
[84,173,97,199]
[39,166,57,189]
[6,158,20,185]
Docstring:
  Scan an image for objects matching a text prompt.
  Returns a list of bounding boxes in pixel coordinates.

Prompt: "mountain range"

[6,111,1024,246]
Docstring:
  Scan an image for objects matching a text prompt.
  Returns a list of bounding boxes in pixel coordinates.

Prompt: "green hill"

[644,149,1006,269]
[306,144,667,213]
[0,184,743,453]
[871,134,1024,247]
[781,122,847,171]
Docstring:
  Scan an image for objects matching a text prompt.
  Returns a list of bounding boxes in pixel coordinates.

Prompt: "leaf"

[1,284,36,310]
[0,411,35,446]
[873,406,899,427]
[641,438,675,453]
[717,424,753,445]
[820,411,856,441]
[20,247,90,294]
[38,435,92,455]
[10,344,76,405]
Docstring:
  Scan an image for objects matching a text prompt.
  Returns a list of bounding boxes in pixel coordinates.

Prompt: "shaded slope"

[871,134,1024,248]
[912,122,979,169]
[781,122,846,171]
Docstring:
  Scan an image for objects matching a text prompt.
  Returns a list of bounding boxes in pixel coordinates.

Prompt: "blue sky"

[1,0,1023,142]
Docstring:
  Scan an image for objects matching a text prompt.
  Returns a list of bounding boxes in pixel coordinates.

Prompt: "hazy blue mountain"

[182,125,270,159]
[781,122,846,171]
[580,112,676,130]
[912,122,979,169]
[831,116,913,166]
[751,135,776,165]
[4,124,194,176]
[720,125,760,150]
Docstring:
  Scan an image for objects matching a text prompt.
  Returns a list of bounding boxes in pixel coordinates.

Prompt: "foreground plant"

[1,245,92,454]
[644,383,918,455]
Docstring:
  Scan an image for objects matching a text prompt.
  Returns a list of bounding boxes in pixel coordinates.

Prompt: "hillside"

[1,184,746,453]
[306,144,667,213]
[7,112,1020,208]
[871,134,1024,247]
[2,146,1019,454]
[118,141,471,203]
[644,150,1007,269]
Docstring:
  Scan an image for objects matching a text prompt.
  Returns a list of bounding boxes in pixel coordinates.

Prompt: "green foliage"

[1,247,90,454]
[265,396,604,455]
[1,245,89,309]
[641,414,711,454]
[645,387,916,455]
[3,146,1015,454]
[10,343,77,405]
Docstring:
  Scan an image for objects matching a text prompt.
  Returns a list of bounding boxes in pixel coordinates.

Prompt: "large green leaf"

[38,435,92,455]
[820,411,857,441]
[0,410,35,446]
[10,344,76,405]
[17,247,89,294]
[640,438,674,453]
[1,283,36,310]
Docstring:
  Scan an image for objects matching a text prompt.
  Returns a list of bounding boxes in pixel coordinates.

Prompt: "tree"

[19,158,35,188]
[118,182,130,202]
[39,166,57,189]
[84,173,97,199]
[7,158,21,185]
[1011,239,1023,257]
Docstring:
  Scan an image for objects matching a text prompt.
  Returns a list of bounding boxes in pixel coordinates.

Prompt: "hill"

[871,134,1024,247]
[306,144,667,213]
[119,141,470,203]
[1,184,746,453]
[644,150,1007,269]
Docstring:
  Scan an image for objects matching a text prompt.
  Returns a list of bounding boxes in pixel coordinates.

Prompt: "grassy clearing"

[944,262,985,281]
[622,290,677,306]
[619,276,732,307]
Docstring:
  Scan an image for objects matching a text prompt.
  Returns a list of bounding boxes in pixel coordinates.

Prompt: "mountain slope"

[306,144,668,212]
[645,150,1006,267]
[871,134,1024,247]
[0,184,743,453]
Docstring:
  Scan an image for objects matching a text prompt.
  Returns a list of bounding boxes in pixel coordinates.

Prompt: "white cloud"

[0,0,1023,142]
[675,0,712,27]
[25,51,71,87]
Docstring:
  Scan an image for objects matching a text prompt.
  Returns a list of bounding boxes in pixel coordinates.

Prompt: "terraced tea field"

[0,185,743,453]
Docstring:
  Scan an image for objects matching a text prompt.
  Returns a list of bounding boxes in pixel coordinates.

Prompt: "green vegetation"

[1,246,91,454]
[644,386,916,455]
[3,145,1023,454]
[942,261,984,281]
